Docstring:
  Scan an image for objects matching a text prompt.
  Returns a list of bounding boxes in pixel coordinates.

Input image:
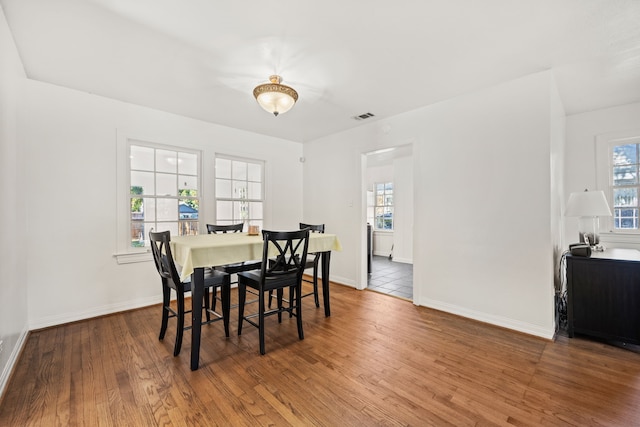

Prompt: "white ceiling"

[2,0,639,143]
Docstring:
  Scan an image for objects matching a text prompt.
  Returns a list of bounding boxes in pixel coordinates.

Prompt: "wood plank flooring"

[1,282,640,426]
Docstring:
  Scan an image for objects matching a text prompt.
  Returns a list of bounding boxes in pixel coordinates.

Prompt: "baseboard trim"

[418,297,555,340]
[29,295,163,331]
[0,326,29,401]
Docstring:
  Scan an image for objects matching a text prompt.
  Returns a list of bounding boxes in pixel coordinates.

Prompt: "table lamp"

[565,189,612,247]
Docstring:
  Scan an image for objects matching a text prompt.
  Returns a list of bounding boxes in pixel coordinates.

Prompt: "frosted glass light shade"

[253,75,298,116]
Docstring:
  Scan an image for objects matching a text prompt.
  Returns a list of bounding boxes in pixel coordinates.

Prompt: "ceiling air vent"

[352,112,375,121]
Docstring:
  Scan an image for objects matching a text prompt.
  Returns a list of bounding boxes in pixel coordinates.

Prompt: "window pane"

[178,175,198,194]
[157,222,179,236]
[143,198,156,221]
[156,149,177,173]
[234,201,249,221]
[131,220,145,247]
[156,173,176,196]
[131,171,154,195]
[178,152,197,175]
[613,165,637,186]
[179,200,198,219]
[179,221,198,236]
[131,197,143,219]
[233,180,248,199]
[248,182,261,199]
[130,145,154,171]
[232,161,247,180]
[613,144,637,165]
[157,198,178,221]
[216,157,232,179]
[217,201,233,220]
[614,188,638,207]
[216,178,232,198]
[248,163,261,181]
[385,195,393,206]
[615,208,638,229]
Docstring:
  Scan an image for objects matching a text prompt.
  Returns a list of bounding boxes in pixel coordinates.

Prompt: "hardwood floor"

[1,282,639,426]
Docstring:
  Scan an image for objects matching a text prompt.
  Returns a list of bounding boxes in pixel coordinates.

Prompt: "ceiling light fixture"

[253,75,298,117]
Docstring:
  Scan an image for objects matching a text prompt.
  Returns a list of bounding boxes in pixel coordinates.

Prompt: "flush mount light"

[253,75,298,117]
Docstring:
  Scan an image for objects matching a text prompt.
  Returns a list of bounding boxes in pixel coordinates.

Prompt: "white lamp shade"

[565,190,612,217]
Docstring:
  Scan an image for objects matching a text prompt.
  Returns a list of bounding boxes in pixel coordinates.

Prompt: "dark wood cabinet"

[566,248,640,344]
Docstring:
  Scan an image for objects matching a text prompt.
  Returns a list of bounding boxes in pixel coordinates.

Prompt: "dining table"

[170,231,342,370]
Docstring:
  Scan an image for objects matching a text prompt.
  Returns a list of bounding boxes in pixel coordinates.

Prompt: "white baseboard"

[390,256,412,264]
[373,251,391,257]
[418,297,555,340]
[29,295,163,331]
[0,326,29,400]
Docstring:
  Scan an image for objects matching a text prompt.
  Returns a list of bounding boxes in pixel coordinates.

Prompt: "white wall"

[564,102,640,248]
[550,76,566,294]
[0,6,28,396]
[22,79,303,329]
[303,71,561,338]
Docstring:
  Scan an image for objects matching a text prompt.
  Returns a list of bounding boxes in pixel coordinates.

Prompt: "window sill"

[113,250,152,264]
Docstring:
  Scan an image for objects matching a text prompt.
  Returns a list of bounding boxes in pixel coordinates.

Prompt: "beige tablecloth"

[170,232,342,281]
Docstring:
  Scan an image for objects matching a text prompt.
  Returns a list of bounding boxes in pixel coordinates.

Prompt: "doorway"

[362,144,414,300]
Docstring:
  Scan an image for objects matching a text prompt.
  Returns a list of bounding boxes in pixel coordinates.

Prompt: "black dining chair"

[149,230,231,357]
[237,229,310,355]
[206,223,262,309]
[269,223,325,311]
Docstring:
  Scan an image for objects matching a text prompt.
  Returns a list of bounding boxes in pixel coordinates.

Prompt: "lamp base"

[579,231,600,246]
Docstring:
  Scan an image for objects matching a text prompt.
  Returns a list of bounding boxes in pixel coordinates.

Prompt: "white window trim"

[114,131,202,264]
[596,128,640,236]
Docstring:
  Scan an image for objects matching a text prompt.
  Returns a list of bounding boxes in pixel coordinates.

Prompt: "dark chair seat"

[149,230,231,357]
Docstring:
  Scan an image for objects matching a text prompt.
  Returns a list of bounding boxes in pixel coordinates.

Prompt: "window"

[129,143,200,247]
[374,182,393,230]
[611,139,640,230]
[215,155,264,229]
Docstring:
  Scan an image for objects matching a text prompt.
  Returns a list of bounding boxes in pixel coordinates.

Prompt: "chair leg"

[221,282,231,338]
[313,263,320,308]
[204,288,211,322]
[211,286,217,312]
[259,289,266,355]
[277,288,283,323]
[174,293,185,356]
[237,280,246,336]
[159,283,171,340]
[296,283,304,340]
[268,289,274,309]
[289,285,295,318]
